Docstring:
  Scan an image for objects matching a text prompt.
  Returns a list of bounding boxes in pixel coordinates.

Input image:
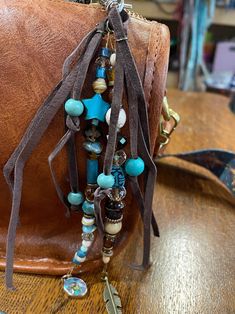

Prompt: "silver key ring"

[99,0,124,12]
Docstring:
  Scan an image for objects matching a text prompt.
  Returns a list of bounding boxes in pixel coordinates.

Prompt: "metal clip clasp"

[158,96,180,151]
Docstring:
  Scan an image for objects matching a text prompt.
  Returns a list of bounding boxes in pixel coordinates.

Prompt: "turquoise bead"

[72,258,81,265]
[125,157,145,177]
[83,141,102,154]
[111,165,125,188]
[67,192,84,205]
[82,225,96,233]
[100,47,111,58]
[96,67,106,79]
[77,249,87,258]
[64,98,84,117]
[82,201,95,215]
[82,93,110,122]
[80,245,88,253]
[87,159,98,184]
[97,173,115,189]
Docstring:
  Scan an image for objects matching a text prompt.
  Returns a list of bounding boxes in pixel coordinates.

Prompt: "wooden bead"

[103,237,114,249]
[107,67,115,87]
[92,78,107,94]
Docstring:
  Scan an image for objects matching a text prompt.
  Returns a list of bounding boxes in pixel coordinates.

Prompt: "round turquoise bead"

[82,225,96,233]
[97,173,115,189]
[80,245,88,253]
[67,192,84,205]
[64,98,84,117]
[125,157,145,177]
[77,249,87,258]
[82,201,95,215]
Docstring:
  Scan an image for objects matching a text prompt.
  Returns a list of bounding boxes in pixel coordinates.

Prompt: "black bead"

[117,133,128,150]
[105,200,124,210]
[105,200,124,220]
[106,210,123,220]
[83,124,102,141]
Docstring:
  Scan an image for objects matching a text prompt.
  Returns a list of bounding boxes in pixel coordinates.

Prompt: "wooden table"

[0,90,234,313]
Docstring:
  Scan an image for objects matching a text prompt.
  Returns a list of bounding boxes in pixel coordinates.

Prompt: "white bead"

[104,222,122,235]
[74,253,86,263]
[82,240,93,248]
[105,108,126,129]
[81,245,88,252]
[102,256,111,264]
[110,53,116,66]
[82,216,95,226]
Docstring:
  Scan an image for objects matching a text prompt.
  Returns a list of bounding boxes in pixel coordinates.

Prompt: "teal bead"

[82,225,96,233]
[77,249,87,258]
[82,201,95,215]
[67,192,84,205]
[72,258,81,265]
[65,98,84,117]
[83,141,102,154]
[125,157,145,177]
[97,173,115,189]
[80,245,88,253]
[82,93,110,122]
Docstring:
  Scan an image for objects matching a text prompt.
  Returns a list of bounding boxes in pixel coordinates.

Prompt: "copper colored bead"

[85,184,97,202]
[107,67,115,86]
[103,237,115,249]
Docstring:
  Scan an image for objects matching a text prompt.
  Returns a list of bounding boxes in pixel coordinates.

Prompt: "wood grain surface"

[0,89,234,314]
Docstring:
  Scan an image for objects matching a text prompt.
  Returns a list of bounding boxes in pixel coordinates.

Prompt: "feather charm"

[103,276,122,314]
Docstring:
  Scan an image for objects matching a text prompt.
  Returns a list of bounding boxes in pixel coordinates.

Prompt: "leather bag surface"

[0,0,170,275]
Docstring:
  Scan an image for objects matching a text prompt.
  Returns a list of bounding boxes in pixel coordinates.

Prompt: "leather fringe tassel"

[3,21,106,289]
[3,7,159,290]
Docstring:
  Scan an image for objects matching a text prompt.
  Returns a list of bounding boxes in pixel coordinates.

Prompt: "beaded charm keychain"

[61,36,114,297]
[4,0,160,312]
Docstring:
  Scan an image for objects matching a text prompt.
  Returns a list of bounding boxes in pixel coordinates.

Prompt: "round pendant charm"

[63,277,88,298]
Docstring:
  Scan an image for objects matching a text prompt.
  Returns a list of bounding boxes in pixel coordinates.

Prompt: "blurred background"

[128,0,235,102]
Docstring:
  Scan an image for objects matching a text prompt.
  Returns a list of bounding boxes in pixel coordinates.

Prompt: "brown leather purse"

[0,0,170,291]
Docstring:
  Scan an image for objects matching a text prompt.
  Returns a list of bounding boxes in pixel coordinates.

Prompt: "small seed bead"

[82,216,95,226]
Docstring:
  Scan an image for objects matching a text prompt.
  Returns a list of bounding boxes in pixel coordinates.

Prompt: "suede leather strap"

[3,22,106,289]
[108,7,158,269]
[3,7,159,289]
